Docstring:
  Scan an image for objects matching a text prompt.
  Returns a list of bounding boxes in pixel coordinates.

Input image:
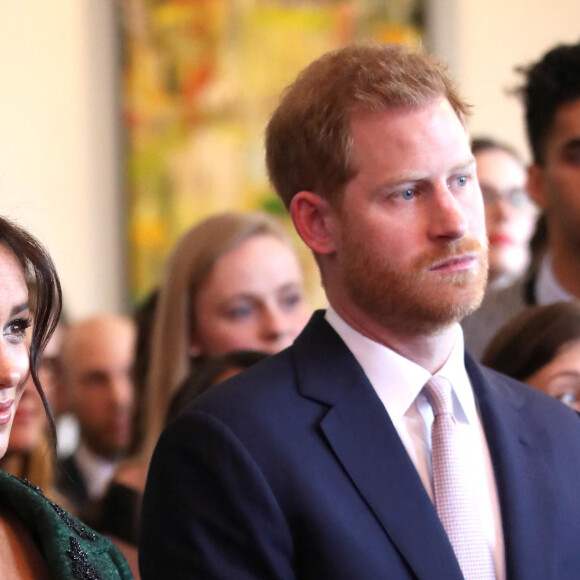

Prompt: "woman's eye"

[281,292,303,310]
[4,317,32,342]
[226,304,253,320]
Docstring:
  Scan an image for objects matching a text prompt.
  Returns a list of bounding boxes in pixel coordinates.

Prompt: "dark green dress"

[0,470,132,579]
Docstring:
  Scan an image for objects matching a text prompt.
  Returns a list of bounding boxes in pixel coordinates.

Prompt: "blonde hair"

[0,435,68,506]
[266,43,470,208]
[141,211,292,457]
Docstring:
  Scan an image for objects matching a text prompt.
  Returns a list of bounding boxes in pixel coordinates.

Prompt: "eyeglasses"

[557,392,578,407]
[480,185,533,209]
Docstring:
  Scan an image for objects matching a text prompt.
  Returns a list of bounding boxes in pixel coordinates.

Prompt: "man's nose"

[428,186,469,241]
[111,375,134,408]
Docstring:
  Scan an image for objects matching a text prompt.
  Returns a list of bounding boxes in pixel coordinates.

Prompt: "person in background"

[100,349,268,553]
[140,43,580,579]
[132,210,309,475]
[472,137,537,291]
[0,325,66,504]
[103,211,310,577]
[0,215,131,578]
[126,289,158,458]
[165,349,269,424]
[463,41,580,359]
[56,314,136,529]
[482,301,580,412]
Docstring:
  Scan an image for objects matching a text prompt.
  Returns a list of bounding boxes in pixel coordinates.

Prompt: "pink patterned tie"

[424,376,496,580]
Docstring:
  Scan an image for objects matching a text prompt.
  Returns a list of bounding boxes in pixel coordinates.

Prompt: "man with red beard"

[57,314,136,529]
[140,44,580,580]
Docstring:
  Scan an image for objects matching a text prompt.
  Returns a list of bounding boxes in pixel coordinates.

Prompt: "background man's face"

[64,317,135,459]
[328,97,488,335]
[529,99,580,255]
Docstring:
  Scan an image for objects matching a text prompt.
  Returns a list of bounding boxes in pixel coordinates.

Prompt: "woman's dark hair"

[129,289,159,454]
[165,350,268,424]
[0,217,62,444]
[481,301,580,381]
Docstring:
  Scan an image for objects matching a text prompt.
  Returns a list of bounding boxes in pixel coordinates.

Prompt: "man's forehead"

[546,99,580,147]
[346,99,471,175]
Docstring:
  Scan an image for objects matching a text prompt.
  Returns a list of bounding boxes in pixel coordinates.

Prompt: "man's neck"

[329,302,458,375]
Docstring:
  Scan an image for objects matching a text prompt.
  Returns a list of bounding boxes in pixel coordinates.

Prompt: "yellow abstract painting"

[122,0,424,302]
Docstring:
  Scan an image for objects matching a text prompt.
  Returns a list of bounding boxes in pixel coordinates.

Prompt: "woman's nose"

[0,345,25,389]
[261,307,288,344]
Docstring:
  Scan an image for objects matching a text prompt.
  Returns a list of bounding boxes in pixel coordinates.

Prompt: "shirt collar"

[536,252,574,305]
[325,306,477,424]
[74,442,119,499]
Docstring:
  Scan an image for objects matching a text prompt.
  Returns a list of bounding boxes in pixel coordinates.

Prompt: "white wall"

[0,0,123,319]
[0,1,578,318]
[428,0,580,161]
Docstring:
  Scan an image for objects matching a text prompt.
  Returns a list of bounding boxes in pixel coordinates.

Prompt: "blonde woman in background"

[102,211,311,575]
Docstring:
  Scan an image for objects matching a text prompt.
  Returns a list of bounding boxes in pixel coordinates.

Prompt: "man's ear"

[290,191,337,255]
[527,164,548,210]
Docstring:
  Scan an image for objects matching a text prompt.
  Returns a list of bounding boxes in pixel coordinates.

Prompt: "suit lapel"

[467,356,557,580]
[293,312,464,580]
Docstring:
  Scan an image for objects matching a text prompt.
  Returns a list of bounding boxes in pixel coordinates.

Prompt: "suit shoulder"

[462,279,527,360]
[479,364,580,427]
[176,349,301,433]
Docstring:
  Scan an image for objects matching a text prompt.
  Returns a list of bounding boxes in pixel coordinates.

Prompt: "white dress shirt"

[74,443,119,500]
[535,252,574,305]
[325,306,505,580]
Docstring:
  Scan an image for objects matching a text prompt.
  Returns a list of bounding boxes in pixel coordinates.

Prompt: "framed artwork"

[121,0,424,303]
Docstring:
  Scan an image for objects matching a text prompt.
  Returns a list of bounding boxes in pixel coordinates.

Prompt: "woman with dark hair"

[0,217,131,579]
[482,301,580,411]
[0,324,67,505]
[165,349,269,424]
[101,349,268,556]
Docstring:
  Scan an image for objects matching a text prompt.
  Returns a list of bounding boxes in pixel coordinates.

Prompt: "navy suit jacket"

[140,311,580,579]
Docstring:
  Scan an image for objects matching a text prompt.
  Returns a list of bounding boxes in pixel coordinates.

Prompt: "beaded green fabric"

[0,470,132,579]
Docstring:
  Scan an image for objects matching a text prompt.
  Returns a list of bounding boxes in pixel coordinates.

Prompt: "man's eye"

[401,189,415,200]
[457,175,467,186]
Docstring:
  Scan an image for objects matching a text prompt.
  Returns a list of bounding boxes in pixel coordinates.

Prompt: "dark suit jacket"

[140,311,580,579]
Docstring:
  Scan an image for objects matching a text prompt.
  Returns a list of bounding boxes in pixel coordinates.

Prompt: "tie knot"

[424,375,453,417]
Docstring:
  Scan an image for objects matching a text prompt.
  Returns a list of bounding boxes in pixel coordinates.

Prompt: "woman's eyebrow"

[10,302,29,316]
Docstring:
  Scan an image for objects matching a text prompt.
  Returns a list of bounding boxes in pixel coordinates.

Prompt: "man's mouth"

[428,254,478,272]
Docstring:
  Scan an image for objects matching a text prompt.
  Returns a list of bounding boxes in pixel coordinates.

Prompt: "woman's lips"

[488,233,515,246]
[0,400,14,425]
